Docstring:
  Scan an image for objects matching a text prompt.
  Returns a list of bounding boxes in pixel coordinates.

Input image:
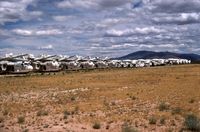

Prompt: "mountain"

[116,51,200,62]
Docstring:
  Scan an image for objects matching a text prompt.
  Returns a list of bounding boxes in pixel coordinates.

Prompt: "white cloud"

[1,0,200,56]
[105,29,131,37]
[135,27,165,34]
[192,48,200,52]
[0,28,11,38]
[181,13,199,21]
[0,0,41,25]
[151,0,200,13]
[28,11,43,18]
[153,13,200,24]
[98,0,132,8]
[139,44,155,48]
[38,45,53,50]
[105,27,165,37]
[96,18,130,28]
[12,29,63,36]
[110,43,137,49]
[52,15,74,22]
[35,29,63,35]
[57,0,132,10]
[157,44,175,48]
[57,0,97,9]
[12,29,33,36]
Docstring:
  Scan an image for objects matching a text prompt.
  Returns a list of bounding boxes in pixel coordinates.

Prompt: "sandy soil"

[0,64,199,132]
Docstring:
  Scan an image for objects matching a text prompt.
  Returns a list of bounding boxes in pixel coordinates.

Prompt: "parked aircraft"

[29,55,61,72]
[0,54,33,74]
[0,53,192,75]
[78,57,95,69]
[59,55,81,71]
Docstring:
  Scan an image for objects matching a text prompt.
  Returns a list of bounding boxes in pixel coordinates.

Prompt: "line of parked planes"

[0,53,191,74]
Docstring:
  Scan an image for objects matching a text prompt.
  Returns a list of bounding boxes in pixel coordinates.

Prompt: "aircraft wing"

[34,55,57,61]
[0,54,28,61]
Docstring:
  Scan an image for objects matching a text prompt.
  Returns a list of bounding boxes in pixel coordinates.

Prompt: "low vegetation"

[63,109,71,115]
[74,106,79,114]
[0,116,4,123]
[184,114,200,131]
[3,109,9,116]
[92,122,101,129]
[189,99,195,104]
[122,123,138,132]
[63,109,70,119]
[130,96,136,100]
[22,128,29,132]
[70,96,76,101]
[171,107,182,115]
[17,116,25,124]
[36,110,48,116]
[149,116,157,124]
[158,102,169,111]
[160,116,166,125]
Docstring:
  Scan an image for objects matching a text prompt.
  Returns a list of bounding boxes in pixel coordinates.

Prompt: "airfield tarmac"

[0,64,199,132]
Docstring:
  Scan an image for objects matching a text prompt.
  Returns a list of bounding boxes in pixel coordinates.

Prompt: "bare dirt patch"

[0,65,199,131]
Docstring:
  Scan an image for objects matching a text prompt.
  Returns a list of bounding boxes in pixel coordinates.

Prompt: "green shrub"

[0,116,4,123]
[93,122,101,129]
[130,96,136,100]
[63,115,68,119]
[37,110,48,116]
[22,128,29,132]
[149,116,157,124]
[184,114,200,131]
[17,116,25,124]
[63,109,70,115]
[74,106,79,112]
[171,107,182,115]
[122,124,138,132]
[63,109,70,119]
[36,111,41,116]
[159,102,169,111]
[3,109,8,116]
[43,111,48,116]
[71,96,76,101]
[160,117,166,125]
[43,124,49,128]
[189,99,195,104]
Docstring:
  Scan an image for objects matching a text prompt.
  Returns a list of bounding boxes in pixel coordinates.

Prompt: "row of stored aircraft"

[0,53,191,74]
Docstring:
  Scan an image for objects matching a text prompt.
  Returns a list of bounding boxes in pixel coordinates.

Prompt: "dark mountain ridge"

[116,51,200,62]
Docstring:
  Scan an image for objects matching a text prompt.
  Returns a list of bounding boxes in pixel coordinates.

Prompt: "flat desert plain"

[0,64,200,132]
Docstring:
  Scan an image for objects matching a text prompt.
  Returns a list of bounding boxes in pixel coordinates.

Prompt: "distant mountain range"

[116,51,200,62]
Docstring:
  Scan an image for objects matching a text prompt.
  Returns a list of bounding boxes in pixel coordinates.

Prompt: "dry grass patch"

[0,64,199,131]
[37,110,48,116]
[158,102,170,111]
[17,116,25,124]
[149,116,157,125]
[92,122,101,129]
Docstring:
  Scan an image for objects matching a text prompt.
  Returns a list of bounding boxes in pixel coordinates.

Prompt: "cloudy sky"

[0,0,200,57]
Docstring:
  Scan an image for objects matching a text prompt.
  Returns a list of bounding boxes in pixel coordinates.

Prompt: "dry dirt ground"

[0,64,199,132]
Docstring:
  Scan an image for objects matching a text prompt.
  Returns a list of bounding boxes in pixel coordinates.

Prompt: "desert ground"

[0,64,199,132]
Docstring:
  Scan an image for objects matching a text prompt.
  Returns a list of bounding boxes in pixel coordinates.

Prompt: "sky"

[0,0,200,57]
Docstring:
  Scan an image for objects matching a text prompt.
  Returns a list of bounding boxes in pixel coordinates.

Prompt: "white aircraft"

[78,56,95,69]
[0,54,33,74]
[30,55,61,72]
